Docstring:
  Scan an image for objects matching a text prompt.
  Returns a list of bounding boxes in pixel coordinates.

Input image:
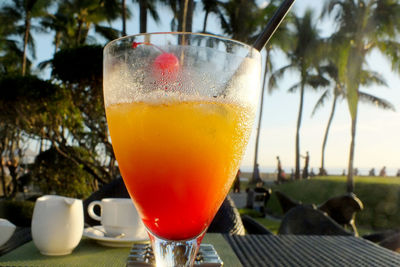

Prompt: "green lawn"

[263,176,400,234]
[254,217,281,234]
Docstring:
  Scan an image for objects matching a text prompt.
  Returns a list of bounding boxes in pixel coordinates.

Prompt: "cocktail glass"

[103,32,261,266]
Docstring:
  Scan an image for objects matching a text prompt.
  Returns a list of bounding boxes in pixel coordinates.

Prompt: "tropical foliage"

[269,9,329,179]
[323,0,400,192]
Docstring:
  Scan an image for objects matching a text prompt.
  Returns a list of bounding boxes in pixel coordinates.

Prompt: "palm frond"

[311,89,330,117]
[359,70,387,87]
[37,58,52,71]
[1,6,22,21]
[306,74,330,89]
[319,63,338,80]
[217,10,230,35]
[372,0,400,38]
[376,40,400,73]
[358,91,396,111]
[4,39,23,55]
[147,2,160,23]
[29,30,37,54]
[94,24,120,41]
[287,82,301,93]
[30,24,48,34]
[322,0,343,18]
[268,64,294,92]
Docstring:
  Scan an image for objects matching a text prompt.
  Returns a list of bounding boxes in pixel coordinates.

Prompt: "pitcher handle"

[88,201,102,221]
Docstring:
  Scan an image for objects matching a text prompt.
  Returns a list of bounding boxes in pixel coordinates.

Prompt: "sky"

[31,0,400,175]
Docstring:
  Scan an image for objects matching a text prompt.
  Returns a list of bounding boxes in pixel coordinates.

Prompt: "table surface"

[2,232,400,267]
[224,234,400,267]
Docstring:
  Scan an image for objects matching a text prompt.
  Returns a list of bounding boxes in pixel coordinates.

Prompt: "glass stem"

[147,230,205,267]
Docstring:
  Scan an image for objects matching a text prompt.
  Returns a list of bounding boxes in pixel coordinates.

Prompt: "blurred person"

[290,168,295,180]
[369,168,376,176]
[301,151,310,179]
[276,156,283,183]
[379,166,386,177]
[233,169,241,193]
[253,163,262,184]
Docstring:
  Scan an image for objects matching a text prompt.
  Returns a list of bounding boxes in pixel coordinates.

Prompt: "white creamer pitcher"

[32,195,83,256]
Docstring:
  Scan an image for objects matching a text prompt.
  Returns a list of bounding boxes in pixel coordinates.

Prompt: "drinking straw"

[253,0,296,51]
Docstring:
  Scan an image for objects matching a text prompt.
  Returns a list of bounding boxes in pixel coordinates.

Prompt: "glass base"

[147,229,206,267]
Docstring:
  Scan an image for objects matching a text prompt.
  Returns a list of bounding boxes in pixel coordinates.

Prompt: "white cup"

[32,195,83,256]
[87,198,147,239]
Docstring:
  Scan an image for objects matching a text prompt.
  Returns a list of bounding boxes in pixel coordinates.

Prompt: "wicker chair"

[278,205,353,236]
[318,193,364,235]
[275,191,363,235]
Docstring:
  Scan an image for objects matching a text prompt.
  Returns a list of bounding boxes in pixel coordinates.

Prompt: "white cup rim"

[101,198,132,202]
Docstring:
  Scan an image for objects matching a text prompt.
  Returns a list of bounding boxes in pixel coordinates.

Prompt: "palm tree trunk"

[202,11,209,32]
[178,0,194,32]
[76,19,83,46]
[347,109,358,193]
[54,31,61,54]
[22,11,31,76]
[295,81,306,179]
[252,48,270,183]
[186,0,194,32]
[139,0,147,33]
[7,162,18,199]
[320,90,338,175]
[179,0,189,32]
[82,21,91,43]
[122,0,127,36]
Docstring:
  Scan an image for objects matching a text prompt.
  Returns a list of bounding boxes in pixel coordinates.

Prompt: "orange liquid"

[106,100,253,240]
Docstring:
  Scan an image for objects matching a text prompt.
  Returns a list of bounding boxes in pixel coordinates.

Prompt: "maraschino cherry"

[132,42,179,81]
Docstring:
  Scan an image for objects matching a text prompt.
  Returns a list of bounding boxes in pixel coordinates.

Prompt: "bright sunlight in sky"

[32,0,400,175]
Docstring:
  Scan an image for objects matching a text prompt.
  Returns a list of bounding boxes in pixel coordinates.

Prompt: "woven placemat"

[0,238,130,267]
[224,234,400,267]
[0,233,241,267]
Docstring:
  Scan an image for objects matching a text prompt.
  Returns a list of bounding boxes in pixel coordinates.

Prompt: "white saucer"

[83,225,149,247]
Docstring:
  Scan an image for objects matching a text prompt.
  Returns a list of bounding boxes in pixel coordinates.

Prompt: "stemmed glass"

[103,32,261,266]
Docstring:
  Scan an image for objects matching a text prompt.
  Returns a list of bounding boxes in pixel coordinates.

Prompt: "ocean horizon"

[240,166,399,177]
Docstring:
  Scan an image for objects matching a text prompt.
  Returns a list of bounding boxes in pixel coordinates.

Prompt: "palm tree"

[2,0,52,76]
[164,0,195,32]
[311,61,344,176]
[252,0,292,184]
[0,8,23,74]
[269,10,329,180]
[218,0,262,43]
[324,0,400,192]
[53,0,120,47]
[217,0,276,183]
[100,0,127,35]
[313,61,395,175]
[41,0,121,50]
[122,0,127,35]
[37,1,120,73]
[200,0,222,33]
[40,12,69,54]
[133,0,160,33]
